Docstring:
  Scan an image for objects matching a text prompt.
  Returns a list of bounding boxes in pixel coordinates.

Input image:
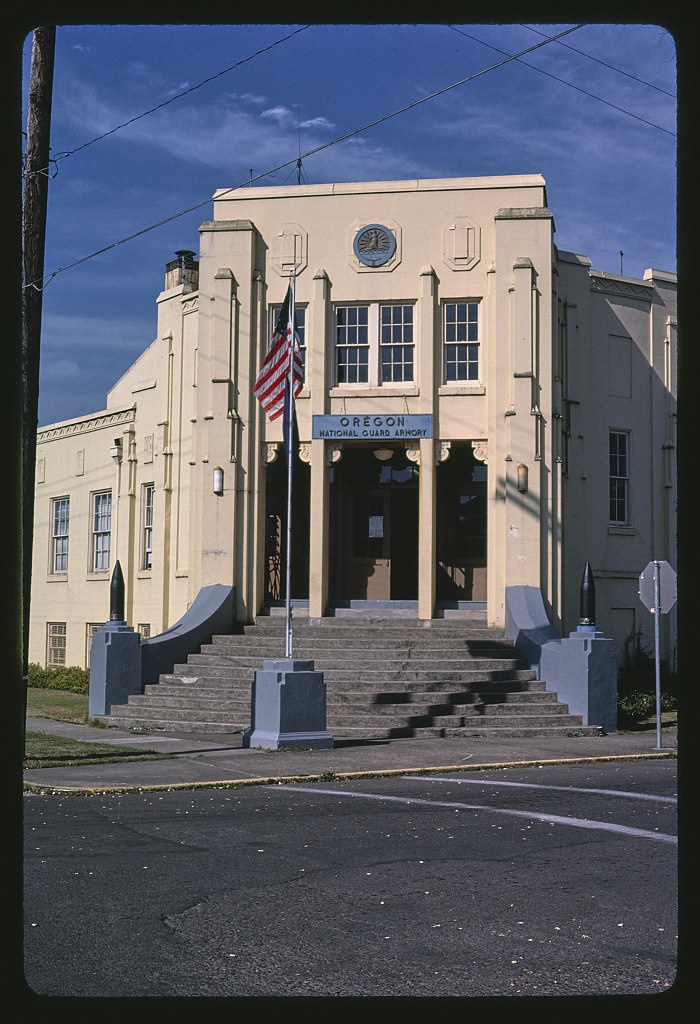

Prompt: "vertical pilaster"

[417,266,437,620]
[485,261,504,626]
[308,269,330,618]
[416,441,436,620]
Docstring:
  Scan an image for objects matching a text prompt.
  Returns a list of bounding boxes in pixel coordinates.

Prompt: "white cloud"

[300,116,335,131]
[47,359,80,379]
[260,105,294,124]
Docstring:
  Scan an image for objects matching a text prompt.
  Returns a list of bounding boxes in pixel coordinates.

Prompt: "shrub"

[616,630,678,725]
[27,663,90,695]
[617,630,677,699]
[618,688,678,727]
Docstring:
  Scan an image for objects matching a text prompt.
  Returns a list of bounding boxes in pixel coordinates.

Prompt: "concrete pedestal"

[243,658,334,750]
[541,628,618,733]
[88,621,142,718]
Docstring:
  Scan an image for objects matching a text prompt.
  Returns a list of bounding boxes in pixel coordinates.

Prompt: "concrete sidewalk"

[23,716,678,794]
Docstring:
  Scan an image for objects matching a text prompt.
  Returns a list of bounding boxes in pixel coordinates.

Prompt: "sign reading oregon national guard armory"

[312,414,433,440]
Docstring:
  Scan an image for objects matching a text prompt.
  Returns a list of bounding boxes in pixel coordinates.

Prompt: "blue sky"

[21,22,677,427]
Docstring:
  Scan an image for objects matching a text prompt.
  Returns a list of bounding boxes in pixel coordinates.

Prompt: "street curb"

[22,750,676,796]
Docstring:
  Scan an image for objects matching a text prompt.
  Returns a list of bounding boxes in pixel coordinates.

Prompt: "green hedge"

[27,663,90,695]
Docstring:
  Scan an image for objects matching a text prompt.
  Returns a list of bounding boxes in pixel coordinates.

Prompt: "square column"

[416,439,436,620]
[308,439,330,618]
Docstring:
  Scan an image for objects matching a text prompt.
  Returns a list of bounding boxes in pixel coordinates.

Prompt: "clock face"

[353,224,396,267]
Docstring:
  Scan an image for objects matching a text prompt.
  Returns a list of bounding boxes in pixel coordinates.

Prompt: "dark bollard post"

[110,560,125,622]
[579,560,596,627]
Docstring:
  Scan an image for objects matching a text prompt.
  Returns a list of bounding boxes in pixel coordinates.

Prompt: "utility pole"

[22,26,55,736]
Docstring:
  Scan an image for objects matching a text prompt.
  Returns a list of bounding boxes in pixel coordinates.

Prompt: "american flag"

[253,285,303,421]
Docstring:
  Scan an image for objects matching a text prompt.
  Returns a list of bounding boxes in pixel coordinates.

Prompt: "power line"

[23,25,311,181]
[519,23,676,98]
[448,25,676,137]
[28,24,603,291]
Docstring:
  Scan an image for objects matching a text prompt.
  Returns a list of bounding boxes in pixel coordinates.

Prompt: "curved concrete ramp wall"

[504,586,562,673]
[505,585,617,732]
[141,585,235,688]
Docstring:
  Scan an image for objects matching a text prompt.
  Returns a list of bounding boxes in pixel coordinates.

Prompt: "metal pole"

[22,27,55,750]
[654,560,662,750]
[284,270,296,659]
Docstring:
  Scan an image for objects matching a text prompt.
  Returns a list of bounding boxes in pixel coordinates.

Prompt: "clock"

[353,224,397,267]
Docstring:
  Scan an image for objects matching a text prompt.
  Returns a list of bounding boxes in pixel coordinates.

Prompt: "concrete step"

[151,676,546,699]
[98,615,604,739]
[238,622,503,639]
[103,703,248,727]
[329,708,581,733]
[329,724,603,739]
[205,642,521,660]
[171,661,537,684]
[327,700,567,719]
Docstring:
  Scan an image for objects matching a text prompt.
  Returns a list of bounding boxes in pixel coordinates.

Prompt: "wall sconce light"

[110,438,123,464]
[517,463,528,494]
[373,447,393,462]
[213,466,224,495]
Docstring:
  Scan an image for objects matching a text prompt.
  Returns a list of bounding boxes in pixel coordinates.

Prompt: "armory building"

[29,174,677,674]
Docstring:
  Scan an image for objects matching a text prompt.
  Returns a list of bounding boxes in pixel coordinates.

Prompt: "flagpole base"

[242,658,334,750]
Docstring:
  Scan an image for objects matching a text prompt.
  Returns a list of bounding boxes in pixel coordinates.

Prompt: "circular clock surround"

[353,224,397,267]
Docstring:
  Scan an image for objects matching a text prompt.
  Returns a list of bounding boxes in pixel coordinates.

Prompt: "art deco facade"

[29,175,677,673]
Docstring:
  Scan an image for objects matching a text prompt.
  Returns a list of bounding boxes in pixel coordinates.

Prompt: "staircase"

[98,615,603,739]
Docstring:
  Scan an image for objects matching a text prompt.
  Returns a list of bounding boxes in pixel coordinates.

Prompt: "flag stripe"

[253,285,304,421]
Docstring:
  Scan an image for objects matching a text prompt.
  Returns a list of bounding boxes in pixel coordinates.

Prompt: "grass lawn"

[24,732,173,768]
[24,688,171,768]
[26,687,89,724]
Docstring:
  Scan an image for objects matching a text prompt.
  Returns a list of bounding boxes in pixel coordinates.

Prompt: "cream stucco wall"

[29,175,677,673]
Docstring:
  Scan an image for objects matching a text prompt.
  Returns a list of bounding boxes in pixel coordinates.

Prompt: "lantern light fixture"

[517,463,528,494]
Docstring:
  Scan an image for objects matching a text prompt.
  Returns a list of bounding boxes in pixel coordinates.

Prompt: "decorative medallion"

[353,224,397,267]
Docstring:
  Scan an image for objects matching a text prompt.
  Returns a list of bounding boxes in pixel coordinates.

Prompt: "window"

[609,431,629,524]
[335,303,414,386]
[91,491,112,572]
[443,301,480,382]
[85,622,102,668]
[51,497,70,574]
[138,623,151,640]
[380,304,414,383]
[270,304,306,377]
[46,622,66,666]
[141,484,154,570]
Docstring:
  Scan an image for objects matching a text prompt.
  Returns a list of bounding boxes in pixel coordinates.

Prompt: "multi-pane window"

[46,622,66,666]
[85,622,102,668]
[51,497,70,573]
[609,431,629,524]
[336,305,369,384]
[142,483,154,570]
[444,301,480,382]
[380,304,414,382]
[91,491,112,572]
[335,303,414,385]
[138,623,151,640]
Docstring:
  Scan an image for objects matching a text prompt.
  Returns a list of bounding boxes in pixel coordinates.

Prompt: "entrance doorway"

[330,448,419,601]
[264,453,310,603]
[436,445,487,601]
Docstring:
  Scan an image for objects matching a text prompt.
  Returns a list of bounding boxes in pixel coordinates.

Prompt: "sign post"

[638,560,677,749]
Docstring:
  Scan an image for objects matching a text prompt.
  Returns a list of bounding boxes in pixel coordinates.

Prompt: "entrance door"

[329,448,418,602]
[436,446,487,601]
[349,489,391,599]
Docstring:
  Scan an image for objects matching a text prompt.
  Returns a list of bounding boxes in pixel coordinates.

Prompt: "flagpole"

[284,269,296,659]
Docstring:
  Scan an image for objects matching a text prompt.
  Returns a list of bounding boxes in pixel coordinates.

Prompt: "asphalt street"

[23,757,678,1000]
